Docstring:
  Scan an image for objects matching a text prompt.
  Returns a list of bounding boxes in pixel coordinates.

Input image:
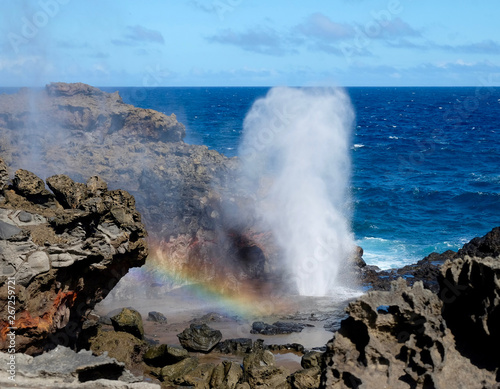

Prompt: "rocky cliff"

[0,83,278,295]
[0,158,148,354]
[321,233,500,388]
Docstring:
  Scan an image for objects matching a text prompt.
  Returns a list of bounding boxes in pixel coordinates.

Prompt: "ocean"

[3,86,499,270]
[108,86,500,270]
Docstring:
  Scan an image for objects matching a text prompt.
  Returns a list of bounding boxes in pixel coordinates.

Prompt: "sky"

[1,0,500,87]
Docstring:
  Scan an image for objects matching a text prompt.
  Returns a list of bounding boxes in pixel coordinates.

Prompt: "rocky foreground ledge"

[322,255,500,388]
[0,158,148,354]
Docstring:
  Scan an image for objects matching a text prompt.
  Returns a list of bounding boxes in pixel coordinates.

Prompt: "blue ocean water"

[3,86,498,269]
[111,86,500,269]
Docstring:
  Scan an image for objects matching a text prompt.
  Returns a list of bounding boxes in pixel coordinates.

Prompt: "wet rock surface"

[251,321,311,335]
[177,323,223,352]
[0,162,148,354]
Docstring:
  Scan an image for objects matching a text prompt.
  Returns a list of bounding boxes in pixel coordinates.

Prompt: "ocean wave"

[352,144,365,149]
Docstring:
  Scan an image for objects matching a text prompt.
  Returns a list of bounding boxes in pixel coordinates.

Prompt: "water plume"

[238,87,356,296]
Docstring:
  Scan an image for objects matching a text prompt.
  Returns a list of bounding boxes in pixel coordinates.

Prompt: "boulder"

[300,351,322,369]
[46,174,89,209]
[210,361,243,389]
[175,363,215,387]
[216,338,253,355]
[147,311,167,323]
[143,344,188,367]
[289,367,321,389]
[159,357,199,383]
[110,308,145,340]
[177,323,222,352]
[86,327,148,372]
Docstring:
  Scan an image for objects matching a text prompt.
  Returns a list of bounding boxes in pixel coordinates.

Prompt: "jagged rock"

[159,357,199,383]
[289,367,321,389]
[267,343,305,353]
[210,361,244,389]
[177,323,222,352]
[12,169,51,198]
[0,166,148,354]
[251,321,310,335]
[0,346,160,388]
[0,158,8,190]
[143,344,188,367]
[147,311,167,323]
[363,227,500,293]
[216,338,253,354]
[242,342,291,388]
[457,227,500,259]
[242,340,276,376]
[440,255,500,372]
[110,308,145,340]
[301,351,322,369]
[246,365,291,389]
[85,327,148,373]
[0,83,282,298]
[321,270,498,388]
[175,362,215,387]
[46,174,89,209]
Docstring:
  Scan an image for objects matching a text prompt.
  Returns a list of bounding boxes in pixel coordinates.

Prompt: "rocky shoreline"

[0,83,499,388]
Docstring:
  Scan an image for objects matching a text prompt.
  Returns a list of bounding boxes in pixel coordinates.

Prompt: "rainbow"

[126,243,294,319]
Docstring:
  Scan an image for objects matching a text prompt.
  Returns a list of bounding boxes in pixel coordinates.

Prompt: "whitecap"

[353,144,365,149]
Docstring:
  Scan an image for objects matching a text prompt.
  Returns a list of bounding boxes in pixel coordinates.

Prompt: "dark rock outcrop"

[251,321,310,335]
[177,323,222,352]
[0,165,148,354]
[147,311,167,323]
[360,226,500,293]
[321,253,500,388]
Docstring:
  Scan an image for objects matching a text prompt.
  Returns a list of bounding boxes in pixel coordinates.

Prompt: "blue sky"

[1,0,500,86]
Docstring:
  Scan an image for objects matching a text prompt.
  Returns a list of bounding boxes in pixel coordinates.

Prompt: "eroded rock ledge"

[321,249,500,388]
[0,158,148,354]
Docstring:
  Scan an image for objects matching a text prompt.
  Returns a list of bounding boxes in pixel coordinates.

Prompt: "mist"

[238,87,356,296]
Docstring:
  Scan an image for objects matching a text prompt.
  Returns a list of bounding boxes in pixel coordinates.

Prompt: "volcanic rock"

[86,327,148,373]
[0,166,148,354]
[216,338,253,354]
[301,351,322,369]
[159,357,199,383]
[143,344,189,367]
[175,362,215,387]
[251,321,310,335]
[289,367,321,389]
[363,227,500,293]
[147,311,167,323]
[320,254,500,388]
[110,308,145,340]
[210,361,244,389]
[0,346,159,388]
[0,83,282,295]
[177,323,222,352]
[0,158,8,190]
